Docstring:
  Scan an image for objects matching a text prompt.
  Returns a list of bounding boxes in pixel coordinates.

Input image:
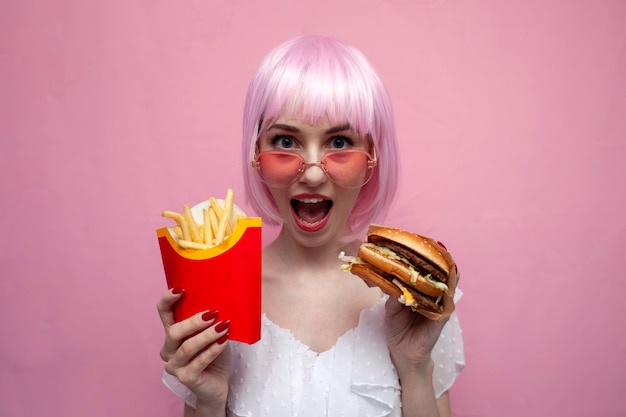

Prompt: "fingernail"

[202,310,218,322]
[171,288,184,295]
[215,320,230,333]
[217,333,229,345]
[437,241,447,250]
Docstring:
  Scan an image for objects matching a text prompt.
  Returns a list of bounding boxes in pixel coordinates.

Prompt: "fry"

[216,221,226,245]
[179,216,191,241]
[209,197,223,218]
[216,188,234,245]
[172,226,183,240]
[225,220,232,235]
[162,210,183,221]
[209,207,219,242]
[183,204,202,243]
[211,196,234,235]
[178,239,212,250]
[203,208,213,245]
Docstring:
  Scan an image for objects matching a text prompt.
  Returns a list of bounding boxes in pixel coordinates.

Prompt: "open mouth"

[290,197,333,231]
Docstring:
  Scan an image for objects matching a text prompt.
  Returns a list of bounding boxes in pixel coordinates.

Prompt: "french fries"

[161,188,246,250]
[216,188,234,245]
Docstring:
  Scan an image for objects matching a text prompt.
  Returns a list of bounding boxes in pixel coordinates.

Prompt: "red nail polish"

[215,320,230,333]
[171,288,184,295]
[437,241,447,250]
[202,310,218,322]
[217,333,229,345]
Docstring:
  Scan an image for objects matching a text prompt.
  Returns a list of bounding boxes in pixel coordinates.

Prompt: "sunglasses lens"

[256,152,303,187]
[323,151,373,188]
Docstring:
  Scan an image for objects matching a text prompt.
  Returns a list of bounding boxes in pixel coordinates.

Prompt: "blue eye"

[272,136,296,149]
[329,136,351,149]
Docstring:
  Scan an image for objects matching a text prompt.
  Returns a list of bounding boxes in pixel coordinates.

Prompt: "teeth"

[297,197,325,203]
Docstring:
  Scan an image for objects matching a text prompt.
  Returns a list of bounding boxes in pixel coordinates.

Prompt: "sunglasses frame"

[251,146,377,189]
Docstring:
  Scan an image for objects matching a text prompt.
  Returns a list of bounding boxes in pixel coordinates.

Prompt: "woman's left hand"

[383,297,449,372]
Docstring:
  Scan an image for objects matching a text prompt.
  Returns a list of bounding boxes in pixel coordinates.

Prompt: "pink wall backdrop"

[2,1,625,416]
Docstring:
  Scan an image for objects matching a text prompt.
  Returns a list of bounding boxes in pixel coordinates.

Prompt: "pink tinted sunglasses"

[252,148,377,189]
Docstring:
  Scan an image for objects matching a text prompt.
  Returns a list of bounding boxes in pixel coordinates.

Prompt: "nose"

[299,160,328,187]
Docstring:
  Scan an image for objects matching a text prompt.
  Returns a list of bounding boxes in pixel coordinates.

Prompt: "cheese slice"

[392,279,416,307]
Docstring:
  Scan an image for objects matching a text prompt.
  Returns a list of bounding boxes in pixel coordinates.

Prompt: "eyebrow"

[326,123,353,134]
[267,123,354,134]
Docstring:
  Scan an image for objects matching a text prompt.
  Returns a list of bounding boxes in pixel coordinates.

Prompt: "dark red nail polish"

[202,310,218,322]
[217,333,229,345]
[171,288,184,294]
[215,320,230,333]
[437,241,447,250]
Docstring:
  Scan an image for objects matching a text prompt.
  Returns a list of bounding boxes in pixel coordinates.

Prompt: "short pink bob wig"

[242,34,400,235]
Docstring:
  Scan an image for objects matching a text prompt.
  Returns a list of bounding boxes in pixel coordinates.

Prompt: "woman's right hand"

[157,289,232,407]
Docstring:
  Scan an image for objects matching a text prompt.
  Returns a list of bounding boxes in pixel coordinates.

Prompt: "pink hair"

[242,34,400,235]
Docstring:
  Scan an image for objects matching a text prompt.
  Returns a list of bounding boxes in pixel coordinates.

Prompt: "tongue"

[295,201,329,224]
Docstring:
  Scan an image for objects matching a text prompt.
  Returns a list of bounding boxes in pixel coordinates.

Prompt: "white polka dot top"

[163,291,465,416]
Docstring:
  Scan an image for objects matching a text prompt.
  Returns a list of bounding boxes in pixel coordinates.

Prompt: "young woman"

[157,34,464,417]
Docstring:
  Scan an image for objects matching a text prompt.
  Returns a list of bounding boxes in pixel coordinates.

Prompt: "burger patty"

[370,238,449,284]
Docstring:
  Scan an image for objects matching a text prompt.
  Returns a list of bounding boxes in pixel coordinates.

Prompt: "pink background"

[1,1,625,416]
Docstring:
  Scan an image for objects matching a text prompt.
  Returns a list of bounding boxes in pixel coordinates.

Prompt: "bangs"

[255,39,379,136]
[262,59,377,135]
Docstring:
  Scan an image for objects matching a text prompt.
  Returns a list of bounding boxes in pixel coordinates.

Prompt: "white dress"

[163,292,465,417]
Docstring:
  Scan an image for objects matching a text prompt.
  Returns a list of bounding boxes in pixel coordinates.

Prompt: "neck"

[265,226,361,272]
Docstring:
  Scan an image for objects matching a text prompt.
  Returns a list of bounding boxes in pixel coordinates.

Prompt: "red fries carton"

[156,201,262,344]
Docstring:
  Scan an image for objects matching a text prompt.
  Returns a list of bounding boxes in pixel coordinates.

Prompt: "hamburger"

[340,224,458,320]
